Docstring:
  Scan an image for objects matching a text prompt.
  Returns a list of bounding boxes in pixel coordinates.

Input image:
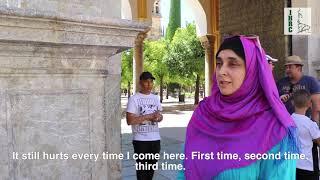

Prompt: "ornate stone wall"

[0,2,148,179]
[1,0,120,19]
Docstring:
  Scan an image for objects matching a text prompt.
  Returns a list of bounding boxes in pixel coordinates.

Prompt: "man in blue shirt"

[277,55,320,178]
[277,55,320,122]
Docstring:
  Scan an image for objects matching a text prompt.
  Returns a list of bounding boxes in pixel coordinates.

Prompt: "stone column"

[0,6,148,180]
[133,32,147,93]
[200,34,216,97]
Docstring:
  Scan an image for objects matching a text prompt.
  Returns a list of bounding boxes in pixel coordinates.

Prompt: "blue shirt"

[277,75,320,116]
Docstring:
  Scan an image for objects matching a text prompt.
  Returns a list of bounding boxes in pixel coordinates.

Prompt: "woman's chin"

[220,91,232,96]
[218,88,234,96]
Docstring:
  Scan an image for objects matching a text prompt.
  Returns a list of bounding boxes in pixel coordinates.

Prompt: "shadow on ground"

[161,104,196,114]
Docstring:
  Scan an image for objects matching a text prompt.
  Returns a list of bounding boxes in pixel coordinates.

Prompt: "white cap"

[266,55,278,62]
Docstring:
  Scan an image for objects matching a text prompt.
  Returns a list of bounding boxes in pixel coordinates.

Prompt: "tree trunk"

[127,81,131,99]
[178,84,185,102]
[160,76,163,103]
[194,74,200,104]
[166,84,169,99]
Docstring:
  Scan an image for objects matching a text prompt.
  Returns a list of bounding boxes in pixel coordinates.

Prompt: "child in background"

[292,89,320,180]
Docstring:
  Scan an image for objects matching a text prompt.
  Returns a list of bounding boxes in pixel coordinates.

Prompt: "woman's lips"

[218,81,231,87]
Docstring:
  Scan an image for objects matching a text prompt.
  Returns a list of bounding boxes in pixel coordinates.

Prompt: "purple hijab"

[184,36,297,179]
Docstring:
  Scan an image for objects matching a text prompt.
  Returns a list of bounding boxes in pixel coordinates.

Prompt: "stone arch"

[122,0,156,22]
[124,0,218,34]
[124,0,219,96]
[185,0,207,36]
[121,0,133,20]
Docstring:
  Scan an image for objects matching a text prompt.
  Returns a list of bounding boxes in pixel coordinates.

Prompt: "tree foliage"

[165,23,205,104]
[120,24,205,103]
[144,39,168,81]
[165,0,181,41]
[144,39,169,102]
[166,23,204,79]
[121,49,133,97]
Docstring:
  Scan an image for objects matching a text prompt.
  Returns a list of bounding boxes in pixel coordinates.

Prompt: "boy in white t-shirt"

[292,90,320,180]
[126,71,163,180]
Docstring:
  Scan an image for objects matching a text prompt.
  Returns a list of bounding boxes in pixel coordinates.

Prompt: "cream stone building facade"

[148,0,162,40]
[291,0,320,79]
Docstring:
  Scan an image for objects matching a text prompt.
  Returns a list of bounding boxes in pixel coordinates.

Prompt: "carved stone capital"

[200,34,215,51]
[134,32,148,46]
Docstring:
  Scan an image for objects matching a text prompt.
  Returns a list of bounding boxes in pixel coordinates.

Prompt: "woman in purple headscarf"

[182,36,298,180]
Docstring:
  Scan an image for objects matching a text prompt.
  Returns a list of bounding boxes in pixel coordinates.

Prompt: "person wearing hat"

[266,54,278,71]
[277,55,320,178]
[277,55,320,120]
[126,71,163,180]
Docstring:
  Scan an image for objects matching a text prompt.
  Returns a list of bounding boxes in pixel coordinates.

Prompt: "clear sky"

[160,0,196,35]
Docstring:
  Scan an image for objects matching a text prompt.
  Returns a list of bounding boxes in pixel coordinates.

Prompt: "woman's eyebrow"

[216,57,242,64]
[227,57,238,61]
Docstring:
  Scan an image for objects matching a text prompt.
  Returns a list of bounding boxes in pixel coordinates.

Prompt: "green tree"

[165,24,205,104]
[144,39,169,102]
[165,0,181,41]
[121,49,133,98]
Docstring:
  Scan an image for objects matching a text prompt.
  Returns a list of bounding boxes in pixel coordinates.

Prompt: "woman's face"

[216,49,246,96]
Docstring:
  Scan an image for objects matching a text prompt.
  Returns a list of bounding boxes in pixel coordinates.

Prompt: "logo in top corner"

[284,8,311,35]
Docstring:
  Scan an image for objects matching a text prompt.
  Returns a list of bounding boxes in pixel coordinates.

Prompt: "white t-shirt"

[292,113,320,171]
[126,92,162,141]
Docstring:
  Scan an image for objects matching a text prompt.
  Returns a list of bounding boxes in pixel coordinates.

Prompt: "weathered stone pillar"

[200,34,216,97]
[133,32,147,93]
[0,5,148,180]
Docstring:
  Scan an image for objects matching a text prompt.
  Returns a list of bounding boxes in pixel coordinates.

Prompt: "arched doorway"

[122,0,219,97]
[120,1,219,178]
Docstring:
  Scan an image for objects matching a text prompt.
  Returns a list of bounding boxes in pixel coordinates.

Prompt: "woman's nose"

[218,65,227,76]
